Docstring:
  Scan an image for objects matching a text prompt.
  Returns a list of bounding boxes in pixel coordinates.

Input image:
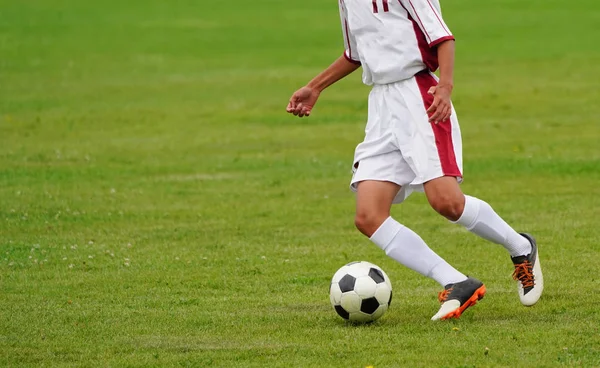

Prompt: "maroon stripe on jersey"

[343,51,361,65]
[372,0,379,13]
[408,14,439,71]
[382,0,389,12]
[397,1,439,71]
[343,19,354,60]
[407,0,431,43]
[426,0,451,35]
[414,71,462,178]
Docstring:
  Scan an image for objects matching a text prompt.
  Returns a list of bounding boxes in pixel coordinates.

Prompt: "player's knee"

[354,211,373,236]
[354,210,387,237]
[429,195,465,221]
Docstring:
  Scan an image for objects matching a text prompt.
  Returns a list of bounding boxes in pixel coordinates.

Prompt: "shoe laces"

[512,261,535,288]
[438,287,453,303]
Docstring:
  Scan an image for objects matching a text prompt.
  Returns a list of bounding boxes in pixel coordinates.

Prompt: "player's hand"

[286,86,320,118]
[426,84,452,124]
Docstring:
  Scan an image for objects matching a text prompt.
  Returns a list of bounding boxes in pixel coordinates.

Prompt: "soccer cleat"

[511,233,543,306]
[431,277,486,321]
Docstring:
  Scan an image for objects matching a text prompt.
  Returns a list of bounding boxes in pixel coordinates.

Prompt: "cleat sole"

[440,285,486,320]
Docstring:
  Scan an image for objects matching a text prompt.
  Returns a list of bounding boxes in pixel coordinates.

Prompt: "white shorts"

[350,70,463,204]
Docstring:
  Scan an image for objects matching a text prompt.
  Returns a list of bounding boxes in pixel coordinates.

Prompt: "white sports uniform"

[340,0,462,203]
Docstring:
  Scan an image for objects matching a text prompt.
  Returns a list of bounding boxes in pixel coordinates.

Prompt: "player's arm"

[287,0,360,118]
[427,39,454,123]
[399,0,455,123]
[307,54,360,92]
[286,55,360,118]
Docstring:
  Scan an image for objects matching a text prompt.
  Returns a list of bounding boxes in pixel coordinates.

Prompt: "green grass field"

[1,0,599,366]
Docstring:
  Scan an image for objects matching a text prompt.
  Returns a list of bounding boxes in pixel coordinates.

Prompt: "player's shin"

[453,195,531,257]
[369,217,467,286]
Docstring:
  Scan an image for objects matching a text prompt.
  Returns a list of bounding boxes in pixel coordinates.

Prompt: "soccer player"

[286,0,543,320]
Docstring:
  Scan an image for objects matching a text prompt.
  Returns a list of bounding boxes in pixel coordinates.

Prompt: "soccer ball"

[329,261,392,323]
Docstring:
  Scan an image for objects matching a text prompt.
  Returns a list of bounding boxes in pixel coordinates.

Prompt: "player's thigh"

[351,151,413,208]
[355,180,401,216]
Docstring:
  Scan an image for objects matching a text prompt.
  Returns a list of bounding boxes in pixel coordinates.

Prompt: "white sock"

[370,217,467,287]
[455,195,531,257]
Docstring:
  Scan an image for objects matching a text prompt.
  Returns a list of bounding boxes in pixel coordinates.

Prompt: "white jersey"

[339,0,454,85]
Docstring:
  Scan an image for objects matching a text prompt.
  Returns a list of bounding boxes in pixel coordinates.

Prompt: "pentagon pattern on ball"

[331,266,350,283]
[345,263,371,278]
[374,282,392,305]
[329,261,393,323]
[360,297,380,314]
[334,305,349,320]
[368,267,385,283]
[369,305,386,321]
[353,276,377,298]
[338,274,356,293]
[349,311,374,323]
[340,292,361,313]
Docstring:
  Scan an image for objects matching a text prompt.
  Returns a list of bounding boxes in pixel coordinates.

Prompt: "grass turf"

[1,0,599,366]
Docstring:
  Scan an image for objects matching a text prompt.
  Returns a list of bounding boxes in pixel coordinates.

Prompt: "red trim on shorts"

[414,70,462,178]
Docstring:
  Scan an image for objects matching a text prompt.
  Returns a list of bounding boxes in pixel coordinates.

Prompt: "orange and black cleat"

[431,277,486,321]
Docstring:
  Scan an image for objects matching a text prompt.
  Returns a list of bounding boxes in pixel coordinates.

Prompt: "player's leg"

[355,180,466,288]
[423,176,543,306]
[352,78,486,320]
[355,179,485,320]
[405,70,543,307]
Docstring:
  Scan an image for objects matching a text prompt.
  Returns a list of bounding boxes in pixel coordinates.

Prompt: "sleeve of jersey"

[400,0,454,48]
[339,2,361,64]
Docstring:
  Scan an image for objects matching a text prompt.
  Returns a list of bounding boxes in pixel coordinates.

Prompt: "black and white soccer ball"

[329,261,392,323]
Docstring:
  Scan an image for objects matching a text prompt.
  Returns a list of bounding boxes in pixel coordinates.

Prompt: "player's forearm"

[307,55,360,92]
[436,40,455,90]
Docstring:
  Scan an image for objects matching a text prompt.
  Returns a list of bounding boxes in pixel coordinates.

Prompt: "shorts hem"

[349,177,405,192]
